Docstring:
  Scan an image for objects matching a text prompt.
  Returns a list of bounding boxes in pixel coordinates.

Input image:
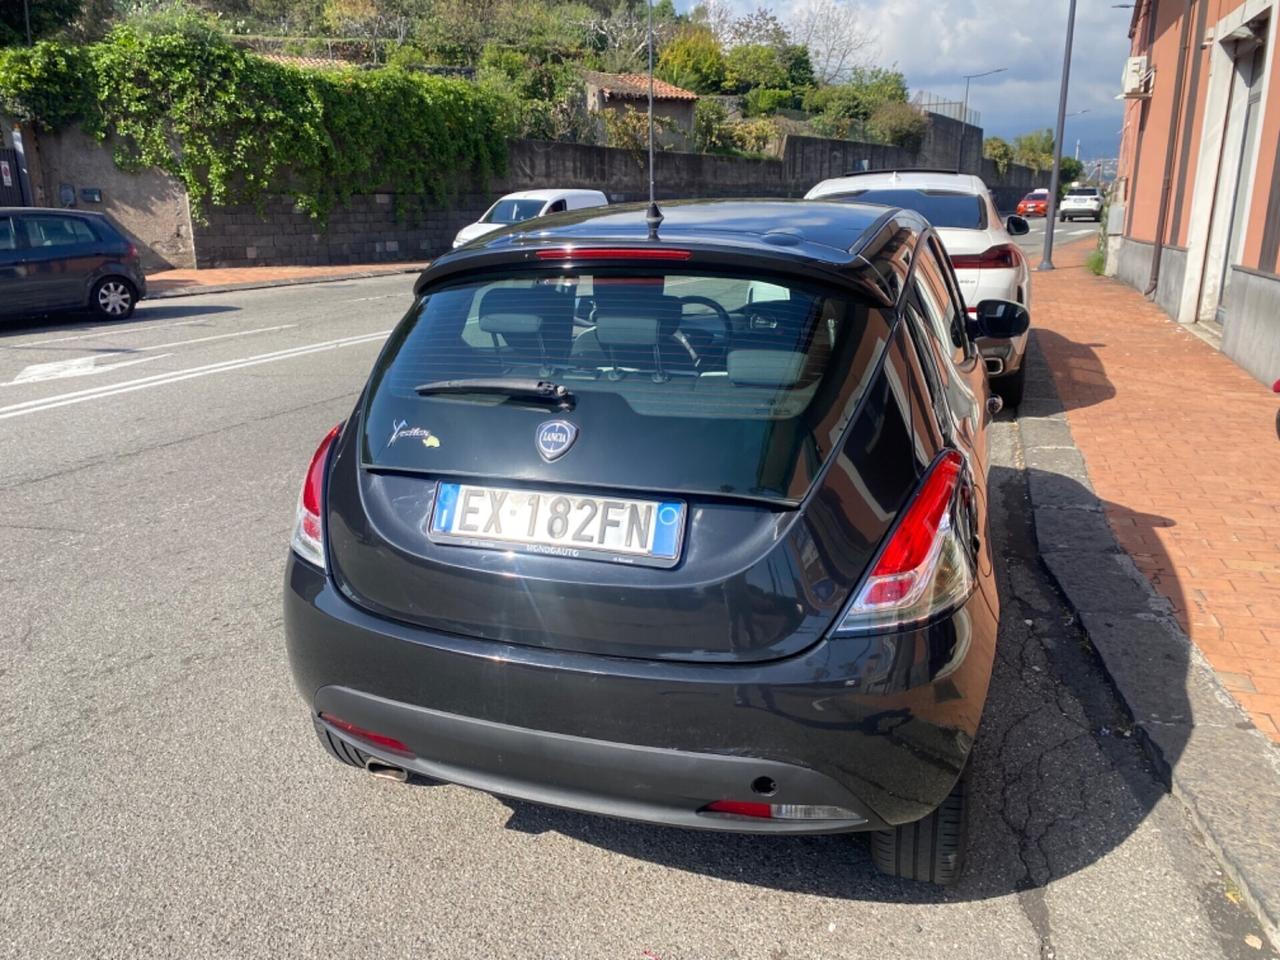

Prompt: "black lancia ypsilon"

[284,199,1028,884]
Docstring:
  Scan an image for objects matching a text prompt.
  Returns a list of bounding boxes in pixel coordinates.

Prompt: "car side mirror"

[1005,215,1030,236]
[967,299,1030,340]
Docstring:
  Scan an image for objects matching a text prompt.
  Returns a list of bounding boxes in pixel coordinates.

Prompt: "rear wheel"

[90,277,137,320]
[870,774,968,885]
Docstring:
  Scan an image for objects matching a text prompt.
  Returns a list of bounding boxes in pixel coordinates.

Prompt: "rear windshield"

[1067,188,1099,197]
[832,189,986,230]
[482,199,546,224]
[1024,192,1048,200]
[362,269,893,501]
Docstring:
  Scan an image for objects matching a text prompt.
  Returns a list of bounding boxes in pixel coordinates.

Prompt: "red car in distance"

[1016,190,1050,218]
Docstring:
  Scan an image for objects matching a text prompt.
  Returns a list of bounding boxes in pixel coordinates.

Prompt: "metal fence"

[912,91,980,127]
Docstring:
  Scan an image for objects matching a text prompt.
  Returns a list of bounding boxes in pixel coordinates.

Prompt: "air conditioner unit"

[1121,56,1151,98]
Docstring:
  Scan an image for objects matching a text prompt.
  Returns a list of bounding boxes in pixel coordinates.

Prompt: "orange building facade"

[1111,0,1280,384]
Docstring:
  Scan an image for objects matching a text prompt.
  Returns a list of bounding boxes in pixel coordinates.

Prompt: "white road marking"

[0,329,389,421]
[10,353,173,384]
[3,324,296,386]
[139,323,296,353]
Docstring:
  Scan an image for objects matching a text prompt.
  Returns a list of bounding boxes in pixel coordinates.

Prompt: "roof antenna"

[644,0,663,240]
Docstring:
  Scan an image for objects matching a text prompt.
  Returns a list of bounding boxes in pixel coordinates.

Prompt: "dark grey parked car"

[0,207,147,321]
[284,199,1029,884]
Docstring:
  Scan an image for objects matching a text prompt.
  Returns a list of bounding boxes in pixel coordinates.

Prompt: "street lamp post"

[1039,0,1079,271]
[1065,109,1090,161]
[956,67,1007,172]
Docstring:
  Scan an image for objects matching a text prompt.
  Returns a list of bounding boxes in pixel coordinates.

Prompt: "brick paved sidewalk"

[1033,240,1280,740]
[147,260,428,296]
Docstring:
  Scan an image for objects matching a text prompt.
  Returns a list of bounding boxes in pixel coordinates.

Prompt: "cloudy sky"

[677,0,1135,161]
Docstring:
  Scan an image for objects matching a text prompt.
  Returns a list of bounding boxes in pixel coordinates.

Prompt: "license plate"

[429,483,686,568]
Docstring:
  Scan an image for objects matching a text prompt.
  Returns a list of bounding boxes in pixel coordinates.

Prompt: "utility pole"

[1039,0,1078,271]
[956,67,1006,172]
[22,0,31,45]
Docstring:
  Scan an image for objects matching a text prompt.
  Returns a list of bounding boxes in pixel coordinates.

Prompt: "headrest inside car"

[478,288,546,335]
[594,295,681,346]
[593,311,660,346]
[727,349,806,387]
[479,311,543,335]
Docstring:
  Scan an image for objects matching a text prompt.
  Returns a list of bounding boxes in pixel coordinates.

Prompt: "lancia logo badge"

[536,420,578,462]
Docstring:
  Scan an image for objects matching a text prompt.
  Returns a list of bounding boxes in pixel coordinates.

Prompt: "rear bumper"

[317,685,878,833]
[285,554,999,834]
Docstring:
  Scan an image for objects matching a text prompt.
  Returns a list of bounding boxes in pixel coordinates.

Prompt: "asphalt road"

[0,277,1272,960]
[1012,216,1100,258]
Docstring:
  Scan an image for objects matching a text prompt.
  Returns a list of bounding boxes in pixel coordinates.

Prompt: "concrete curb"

[147,265,425,300]
[1017,333,1280,948]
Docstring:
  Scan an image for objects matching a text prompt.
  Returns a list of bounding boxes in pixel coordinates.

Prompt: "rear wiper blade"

[414,378,576,408]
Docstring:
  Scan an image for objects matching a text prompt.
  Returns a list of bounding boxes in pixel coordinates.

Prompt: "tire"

[90,277,137,320]
[993,364,1026,408]
[870,775,968,885]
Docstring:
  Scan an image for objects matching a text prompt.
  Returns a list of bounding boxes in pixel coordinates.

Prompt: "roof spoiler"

[840,167,971,177]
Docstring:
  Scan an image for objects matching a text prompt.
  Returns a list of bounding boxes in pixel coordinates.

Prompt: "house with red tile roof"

[581,70,698,146]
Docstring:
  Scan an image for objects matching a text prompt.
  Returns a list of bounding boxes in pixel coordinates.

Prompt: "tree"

[0,0,83,44]
[867,100,926,151]
[321,0,416,55]
[1013,128,1055,173]
[477,42,592,142]
[779,43,814,90]
[580,2,677,74]
[801,66,906,125]
[722,42,788,92]
[983,136,1014,175]
[689,0,734,47]
[725,6,789,48]
[602,104,673,156]
[1058,155,1085,186]
[656,25,724,94]
[693,97,732,152]
[789,0,876,84]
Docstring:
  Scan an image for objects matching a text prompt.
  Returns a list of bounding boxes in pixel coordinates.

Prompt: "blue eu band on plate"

[430,482,685,567]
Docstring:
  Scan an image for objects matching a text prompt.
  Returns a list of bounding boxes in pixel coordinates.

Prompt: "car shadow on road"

[441,463,1193,905]
[0,303,240,341]
[1027,329,1116,413]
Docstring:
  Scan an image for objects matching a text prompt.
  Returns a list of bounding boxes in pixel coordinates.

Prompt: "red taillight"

[951,244,1024,270]
[535,247,692,261]
[127,243,139,260]
[1272,378,1280,393]
[291,423,342,569]
[705,800,772,818]
[836,450,975,634]
[319,713,414,758]
[701,800,866,822]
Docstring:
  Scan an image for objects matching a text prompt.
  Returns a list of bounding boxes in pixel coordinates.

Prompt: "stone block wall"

[28,120,1043,269]
[190,134,1043,268]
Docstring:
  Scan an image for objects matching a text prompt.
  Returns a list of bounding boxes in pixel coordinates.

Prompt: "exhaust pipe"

[365,759,409,783]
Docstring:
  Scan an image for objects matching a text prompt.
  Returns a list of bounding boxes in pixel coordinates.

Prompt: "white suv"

[1059,186,1103,222]
[805,170,1032,405]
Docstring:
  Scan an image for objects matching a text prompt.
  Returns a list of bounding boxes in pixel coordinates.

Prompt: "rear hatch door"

[327,259,909,663]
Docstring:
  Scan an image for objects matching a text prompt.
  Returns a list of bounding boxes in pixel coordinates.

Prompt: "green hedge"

[0,23,511,221]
